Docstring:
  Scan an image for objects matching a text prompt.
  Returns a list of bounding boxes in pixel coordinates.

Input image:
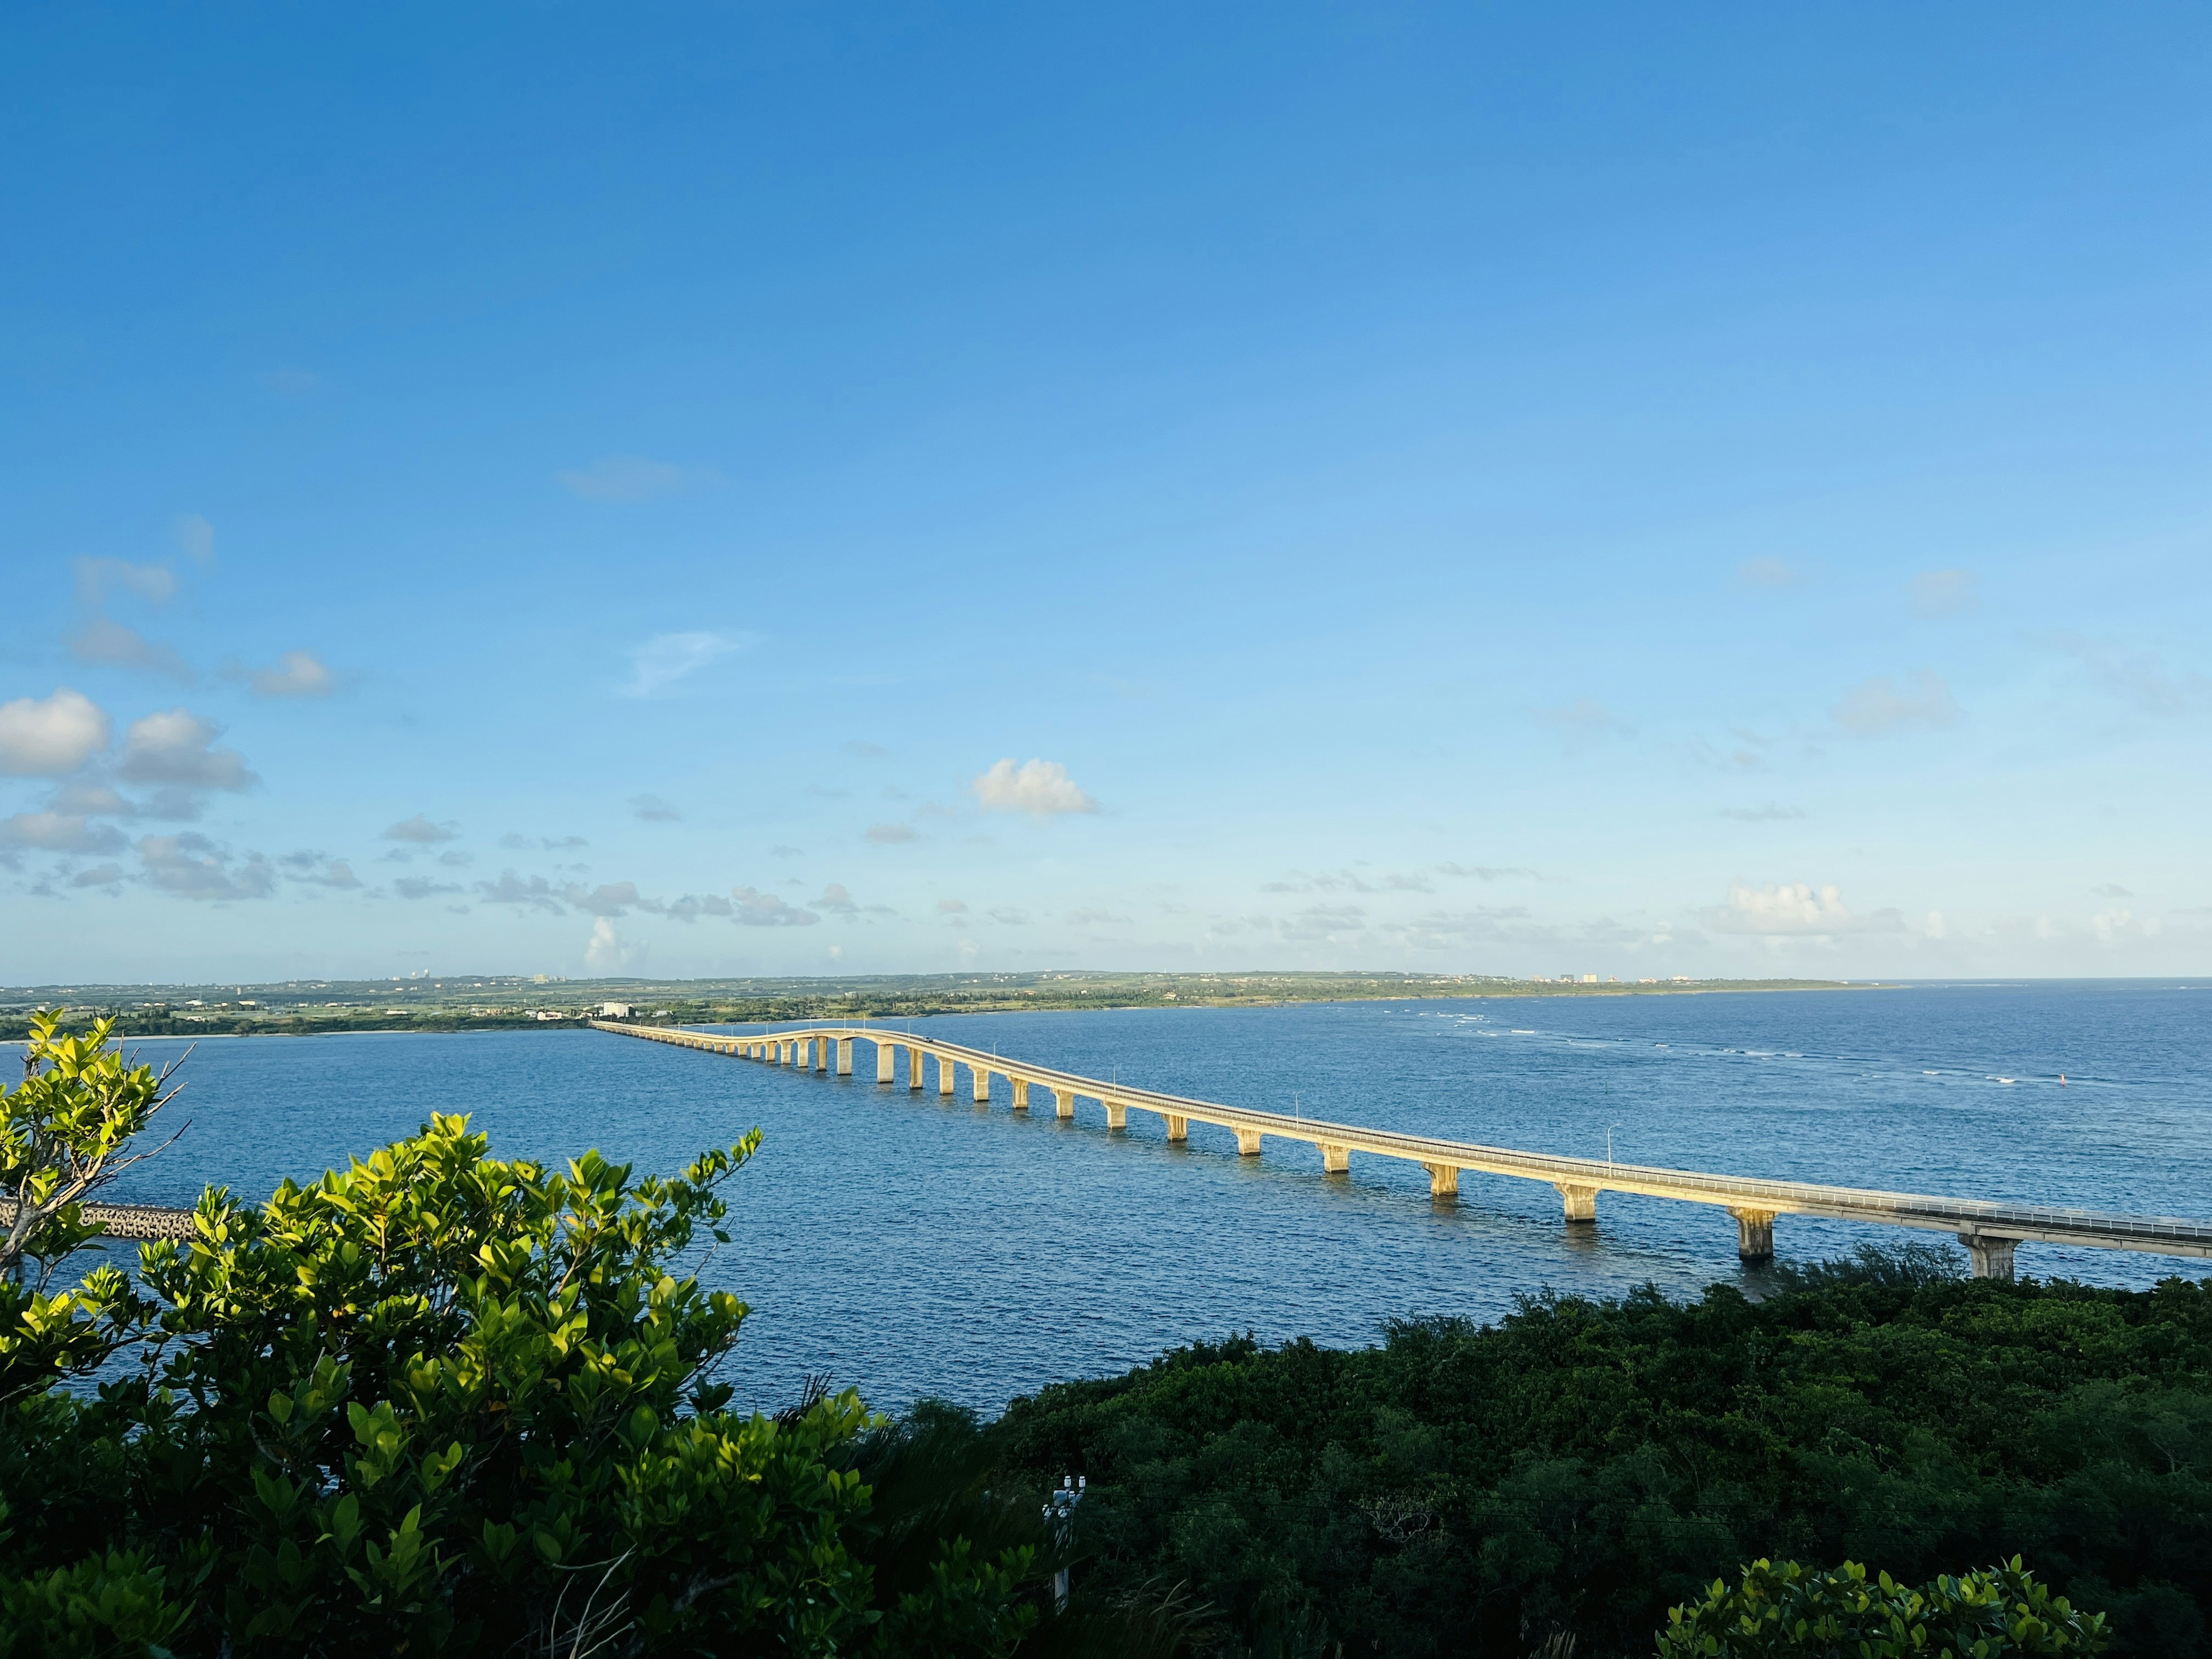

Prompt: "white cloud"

[1066,908,1130,926]
[384,814,459,843]
[730,886,820,926]
[116,709,256,791]
[0,688,111,776]
[393,875,464,900]
[937,897,968,914]
[630,793,681,822]
[137,832,276,902]
[560,455,692,502]
[972,758,1100,817]
[1910,569,1979,618]
[1705,880,1906,937]
[71,862,125,889]
[988,908,1028,925]
[1831,671,1960,736]
[618,631,753,698]
[0,812,127,854]
[585,917,628,968]
[815,883,859,916]
[866,822,919,844]
[499,832,587,851]
[1737,557,1803,590]
[241,650,336,698]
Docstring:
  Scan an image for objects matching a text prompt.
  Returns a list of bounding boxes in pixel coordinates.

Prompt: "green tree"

[1658,1558,2108,1658]
[1,1011,182,1403]
[1,1017,1044,1654]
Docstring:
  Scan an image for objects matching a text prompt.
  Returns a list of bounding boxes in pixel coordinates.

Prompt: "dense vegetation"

[5,1014,2186,1656]
[993,1256,2208,1657]
[0,971,1863,1041]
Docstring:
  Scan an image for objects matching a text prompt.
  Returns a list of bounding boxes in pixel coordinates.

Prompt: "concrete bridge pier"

[1320,1142,1350,1174]
[781,1040,795,1066]
[837,1039,853,1076]
[1960,1232,2018,1281]
[1236,1128,1263,1157]
[1424,1163,1459,1199]
[815,1038,829,1073]
[938,1055,956,1095]
[974,1068,991,1103]
[1164,1113,1188,1142]
[1054,1089,1074,1119]
[877,1042,896,1083]
[1730,1207,1776,1264]
[1011,1079,1029,1112]
[907,1046,924,1089]
[1556,1183,1597,1224]
[1105,1102,1127,1129]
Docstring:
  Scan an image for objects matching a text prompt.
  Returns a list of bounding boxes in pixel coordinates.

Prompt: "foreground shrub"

[1,1013,1043,1654]
[1658,1558,2107,1658]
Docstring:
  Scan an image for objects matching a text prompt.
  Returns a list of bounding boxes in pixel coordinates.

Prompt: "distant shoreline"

[1,979,1895,1044]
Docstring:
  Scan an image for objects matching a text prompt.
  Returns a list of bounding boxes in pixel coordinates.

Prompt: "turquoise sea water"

[82,982,2212,1411]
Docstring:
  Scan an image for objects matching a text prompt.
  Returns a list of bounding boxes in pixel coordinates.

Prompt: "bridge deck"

[595,1020,2212,1272]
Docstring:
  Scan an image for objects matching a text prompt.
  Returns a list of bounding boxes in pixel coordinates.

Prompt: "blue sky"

[3,5,2208,983]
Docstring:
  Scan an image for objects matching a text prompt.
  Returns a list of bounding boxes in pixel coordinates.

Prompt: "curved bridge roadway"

[595,1020,2212,1281]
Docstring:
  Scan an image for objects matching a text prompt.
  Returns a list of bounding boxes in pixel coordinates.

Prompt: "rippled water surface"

[91,982,2212,1411]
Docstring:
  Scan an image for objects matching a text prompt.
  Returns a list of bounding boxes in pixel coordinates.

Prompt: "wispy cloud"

[618,631,754,698]
[866,823,918,844]
[2046,634,2211,719]
[281,850,362,889]
[138,832,276,902]
[1533,698,1631,744]
[230,650,336,698]
[173,514,215,563]
[1910,569,1979,618]
[1737,557,1804,590]
[384,814,459,844]
[630,793,681,822]
[731,886,820,926]
[1719,804,1806,822]
[67,616,195,683]
[560,455,709,502]
[476,872,566,914]
[1831,671,1960,736]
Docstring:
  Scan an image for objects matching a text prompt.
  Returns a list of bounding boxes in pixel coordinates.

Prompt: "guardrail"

[594,1020,2212,1281]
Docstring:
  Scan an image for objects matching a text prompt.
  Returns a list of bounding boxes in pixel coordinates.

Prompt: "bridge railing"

[591,1020,2212,1279]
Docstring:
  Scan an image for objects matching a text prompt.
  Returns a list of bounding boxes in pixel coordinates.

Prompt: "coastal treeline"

[993,1257,2204,1656]
[1,1015,2174,1655]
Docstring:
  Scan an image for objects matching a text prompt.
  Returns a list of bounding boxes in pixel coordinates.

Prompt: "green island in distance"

[0,969,1877,1042]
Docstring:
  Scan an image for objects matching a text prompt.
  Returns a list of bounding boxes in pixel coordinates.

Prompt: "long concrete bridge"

[594,1019,2212,1281]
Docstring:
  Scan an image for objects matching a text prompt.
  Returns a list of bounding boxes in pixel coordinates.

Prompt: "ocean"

[81,980,2212,1412]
